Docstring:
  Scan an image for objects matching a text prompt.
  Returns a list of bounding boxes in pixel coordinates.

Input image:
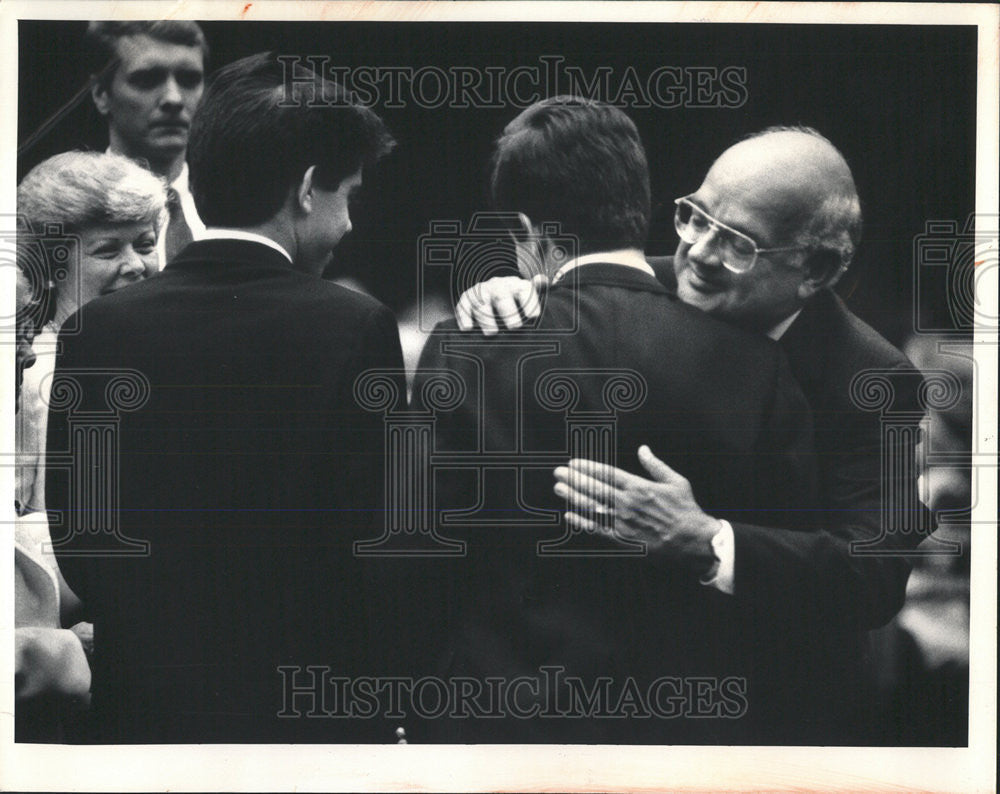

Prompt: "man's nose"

[686,227,724,268]
[160,76,184,107]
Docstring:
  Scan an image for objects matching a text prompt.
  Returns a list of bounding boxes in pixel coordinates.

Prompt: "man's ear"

[511,212,551,279]
[797,248,845,300]
[517,212,535,237]
[91,79,110,116]
[506,212,537,251]
[296,166,317,214]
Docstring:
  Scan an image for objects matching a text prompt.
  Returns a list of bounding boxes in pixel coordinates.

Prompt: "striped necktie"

[165,186,194,263]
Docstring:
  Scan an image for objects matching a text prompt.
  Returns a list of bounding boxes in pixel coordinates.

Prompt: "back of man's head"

[187,52,395,229]
[85,20,209,89]
[489,97,650,255]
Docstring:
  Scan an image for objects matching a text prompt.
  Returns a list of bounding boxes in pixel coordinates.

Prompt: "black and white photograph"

[2,2,996,791]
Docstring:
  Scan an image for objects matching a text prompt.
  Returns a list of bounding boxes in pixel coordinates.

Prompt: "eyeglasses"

[673,196,808,273]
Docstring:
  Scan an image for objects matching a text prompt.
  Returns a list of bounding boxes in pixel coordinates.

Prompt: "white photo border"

[1,2,996,792]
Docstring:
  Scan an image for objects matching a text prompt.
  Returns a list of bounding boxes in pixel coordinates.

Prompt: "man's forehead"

[695,140,827,239]
[112,34,204,72]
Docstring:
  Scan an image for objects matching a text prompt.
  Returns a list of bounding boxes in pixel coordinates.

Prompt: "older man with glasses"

[455,126,929,743]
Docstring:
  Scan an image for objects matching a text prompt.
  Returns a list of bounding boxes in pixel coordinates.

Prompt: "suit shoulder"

[416,318,466,363]
[57,286,136,336]
[660,292,787,365]
[548,277,777,347]
[816,291,914,372]
[318,280,395,321]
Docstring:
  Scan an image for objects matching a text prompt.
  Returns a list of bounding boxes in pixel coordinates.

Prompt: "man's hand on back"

[455,274,547,335]
[553,445,721,576]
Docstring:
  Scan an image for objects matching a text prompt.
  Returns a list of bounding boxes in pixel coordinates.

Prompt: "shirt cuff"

[698,519,735,595]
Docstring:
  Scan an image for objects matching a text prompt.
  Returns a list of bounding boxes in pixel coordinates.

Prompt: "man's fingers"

[455,292,475,331]
[565,510,607,536]
[493,293,524,330]
[470,298,499,336]
[553,480,615,516]
[566,458,644,490]
[637,445,680,484]
[554,466,619,506]
[455,285,498,334]
[456,276,543,332]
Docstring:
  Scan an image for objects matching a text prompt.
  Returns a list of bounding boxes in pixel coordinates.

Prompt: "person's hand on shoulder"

[455,274,548,335]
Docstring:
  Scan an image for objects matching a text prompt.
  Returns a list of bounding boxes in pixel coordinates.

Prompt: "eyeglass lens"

[674,199,756,271]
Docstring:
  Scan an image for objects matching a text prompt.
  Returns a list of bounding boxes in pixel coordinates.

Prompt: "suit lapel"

[776,292,833,400]
[556,262,670,295]
[645,255,677,293]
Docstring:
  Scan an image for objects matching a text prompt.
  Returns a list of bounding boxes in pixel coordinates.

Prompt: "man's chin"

[676,277,723,315]
[143,135,188,158]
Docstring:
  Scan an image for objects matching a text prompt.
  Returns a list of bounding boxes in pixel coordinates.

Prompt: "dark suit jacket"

[647,256,925,742]
[413,263,818,743]
[48,239,407,743]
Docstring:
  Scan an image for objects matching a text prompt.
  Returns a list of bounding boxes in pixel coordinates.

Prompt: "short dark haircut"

[85,21,209,89]
[489,96,650,255]
[187,52,396,228]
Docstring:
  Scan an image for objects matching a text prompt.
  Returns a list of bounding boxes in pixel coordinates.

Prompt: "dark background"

[18,21,978,346]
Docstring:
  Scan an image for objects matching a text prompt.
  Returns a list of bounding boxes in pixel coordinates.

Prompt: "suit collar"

[552,248,653,283]
[645,254,677,293]
[165,238,298,273]
[200,229,293,263]
[551,261,669,295]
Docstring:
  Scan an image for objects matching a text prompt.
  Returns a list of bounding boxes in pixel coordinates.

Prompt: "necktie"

[164,187,194,263]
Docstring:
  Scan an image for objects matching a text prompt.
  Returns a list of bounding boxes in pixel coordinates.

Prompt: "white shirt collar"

[199,229,294,264]
[105,147,186,189]
[551,248,654,284]
[105,151,205,270]
[171,161,190,192]
[767,309,803,340]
